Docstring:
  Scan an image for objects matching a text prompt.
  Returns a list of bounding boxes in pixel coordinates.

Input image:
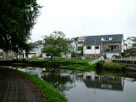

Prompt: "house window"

[95,46,99,49]
[101,38,104,41]
[101,37,112,41]
[113,45,119,51]
[128,42,131,45]
[86,46,91,49]
[108,45,119,52]
[109,37,112,40]
[105,38,109,40]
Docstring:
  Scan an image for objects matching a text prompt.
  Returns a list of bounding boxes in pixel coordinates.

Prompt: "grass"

[12,58,27,61]
[28,59,93,70]
[29,59,92,63]
[0,56,4,59]
[103,62,124,70]
[17,70,67,102]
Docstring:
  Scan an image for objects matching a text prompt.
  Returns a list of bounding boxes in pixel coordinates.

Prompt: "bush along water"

[103,62,124,70]
[96,60,105,70]
[96,61,124,71]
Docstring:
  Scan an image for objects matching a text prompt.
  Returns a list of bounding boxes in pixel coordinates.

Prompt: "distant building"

[27,40,75,59]
[27,40,46,59]
[61,40,76,59]
[72,36,86,56]
[0,50,16,59]
[83,34,124,59]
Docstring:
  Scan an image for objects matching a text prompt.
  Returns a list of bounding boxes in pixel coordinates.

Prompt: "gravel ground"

[0,68,45,102]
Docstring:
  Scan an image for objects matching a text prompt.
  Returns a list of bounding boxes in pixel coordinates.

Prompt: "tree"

[24,43,34,58]
[42,31,72,60]
[0,0,40,53]
[132,43,136,47]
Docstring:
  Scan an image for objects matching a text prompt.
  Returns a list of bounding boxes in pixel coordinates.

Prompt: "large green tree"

[42,31,72,60]
[0,0,40,53]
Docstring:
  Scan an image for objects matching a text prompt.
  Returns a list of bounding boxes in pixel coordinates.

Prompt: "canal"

[15,67,136,102]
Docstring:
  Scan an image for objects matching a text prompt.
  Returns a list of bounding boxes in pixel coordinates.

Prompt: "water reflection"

[16,67,136,102]
[42,69,75,95]
[82,72,124,91]
[19,67,125,92]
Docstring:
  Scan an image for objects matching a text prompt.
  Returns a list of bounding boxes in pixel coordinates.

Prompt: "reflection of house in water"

[25,67,43,78]
[83,72,124,91]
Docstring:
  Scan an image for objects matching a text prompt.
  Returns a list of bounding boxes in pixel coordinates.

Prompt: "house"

[61,40,76,59]
[73,36,86,54]
[27,40,46,59]
[83,34,124,59]
[124,36,136,49]
[0,49,17,59]
[27,40,75,59]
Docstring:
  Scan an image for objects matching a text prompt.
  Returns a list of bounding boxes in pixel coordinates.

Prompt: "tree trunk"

[51,56,53,60]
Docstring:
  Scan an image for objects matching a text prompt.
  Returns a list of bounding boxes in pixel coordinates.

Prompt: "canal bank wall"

[0,60,91,70]
[112,59,136,71]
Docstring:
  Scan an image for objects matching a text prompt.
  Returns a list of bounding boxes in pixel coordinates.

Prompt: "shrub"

[103,62,124,70]
[0,56,4,59]
[13,58,26,61]
[96,60,104,70]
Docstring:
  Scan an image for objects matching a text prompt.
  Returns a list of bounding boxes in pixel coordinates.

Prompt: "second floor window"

[86,46,91,49]
[108,45,119,52]
[95,46,99,49]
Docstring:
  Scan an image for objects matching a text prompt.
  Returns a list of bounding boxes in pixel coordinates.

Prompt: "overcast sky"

[31,0,136,42]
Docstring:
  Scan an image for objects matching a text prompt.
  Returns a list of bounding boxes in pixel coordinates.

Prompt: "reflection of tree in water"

[42,69,75,95]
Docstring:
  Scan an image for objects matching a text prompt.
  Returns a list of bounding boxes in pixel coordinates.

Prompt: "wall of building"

[101,43,121,56]
[106,53,119,59]
[83,45,100,54]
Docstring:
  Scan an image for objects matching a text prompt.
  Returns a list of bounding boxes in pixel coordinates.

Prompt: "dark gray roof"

[83,34,123,45]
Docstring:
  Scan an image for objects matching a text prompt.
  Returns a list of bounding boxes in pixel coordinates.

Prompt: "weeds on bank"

[95,61,124,71]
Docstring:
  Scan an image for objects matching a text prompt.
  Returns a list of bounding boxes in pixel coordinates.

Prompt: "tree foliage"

[42,31,72,60]
[0,0,40,52]
[132,43,136,47]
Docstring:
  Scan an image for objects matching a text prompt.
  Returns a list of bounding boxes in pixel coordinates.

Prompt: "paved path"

[88,58,104,65]
[0,68,45,102]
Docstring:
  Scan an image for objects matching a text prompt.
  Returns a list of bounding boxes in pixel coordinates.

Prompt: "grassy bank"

[28,59,92,70]
[95,61,125,71]
[103,62,124,70]
[29,59,92,64]
[18,70,67,102]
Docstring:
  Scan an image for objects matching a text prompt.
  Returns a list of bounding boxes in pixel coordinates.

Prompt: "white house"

[83,34,124,59]
[72,36,86,54]
[26,40,47,59]
[27,40,76,59]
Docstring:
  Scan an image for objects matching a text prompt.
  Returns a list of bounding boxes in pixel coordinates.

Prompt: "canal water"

[16,67,136,102]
